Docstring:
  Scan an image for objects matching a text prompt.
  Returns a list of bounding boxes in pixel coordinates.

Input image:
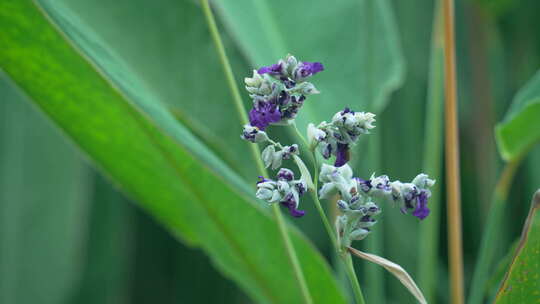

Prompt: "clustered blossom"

[241,54,436,228]
[242,55,324,217]
[244,54,323,130]
[308,108,375,167]
[318,163,435,246]
[357,173,435,220]
[256,169,307,217]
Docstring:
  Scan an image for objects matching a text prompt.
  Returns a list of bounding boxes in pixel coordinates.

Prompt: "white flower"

[307,123,326,148]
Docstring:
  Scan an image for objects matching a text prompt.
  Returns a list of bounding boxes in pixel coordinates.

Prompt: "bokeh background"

[1,0,539,303]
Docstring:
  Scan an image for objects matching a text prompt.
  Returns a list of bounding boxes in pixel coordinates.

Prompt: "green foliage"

[47,0,256,180]
[494,191,540,303]
[0,77,90,304]
[0,1,346,303]
[496,70,540,161]
[71,173,133,304]
[417,2,445,302]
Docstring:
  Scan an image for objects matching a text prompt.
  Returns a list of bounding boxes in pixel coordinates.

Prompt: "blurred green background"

[1,0,539,303]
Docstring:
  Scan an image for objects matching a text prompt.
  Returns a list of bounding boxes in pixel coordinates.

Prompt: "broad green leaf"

[496,70,540,161]
[0,76,90,304]
[0,1,346,303]
[494,190,540,303]
[45,0,330,248]
[213,0,405,127]
[49,0,257,180]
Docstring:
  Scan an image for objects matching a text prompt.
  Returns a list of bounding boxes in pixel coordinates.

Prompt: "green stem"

[343,253,367,304]
[467,160,521,304]
[290,123,338,249]
[310,152,338,250]
[289,123,366,304]
[200,2,312,304]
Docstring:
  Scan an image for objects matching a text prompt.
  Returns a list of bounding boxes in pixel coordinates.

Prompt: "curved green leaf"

[213,0,405,126]
[496,70,540,161]
[494,190,540,303]
[0,1,346,303]
[48,0,257,180]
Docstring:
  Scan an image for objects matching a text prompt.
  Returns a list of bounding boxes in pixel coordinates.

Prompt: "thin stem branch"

[442,0,464,303]
[200,2,312,303]
[467,159,521,304]
[343,252,367,304]
[310,162,339,250]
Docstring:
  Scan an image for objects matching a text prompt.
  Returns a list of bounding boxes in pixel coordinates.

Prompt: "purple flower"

[242,128,258,143]
[295,182,306,196]
[280,77,296,89]
[367,205,380,214]
[334,143,349,167]
[412,190,430,220]
[277,90,290,106]
[249,101,281,130]
[295,62,324,80]
[337,200,348,210]
[277,168,294,181]
[321,143,333,159]
[281,106,299,120]
[280,193,305,218]
[355,177,372,193]
[360,215,375,223]
[258,63,282,75]
[341,107,354,115]
[256,176,269,184]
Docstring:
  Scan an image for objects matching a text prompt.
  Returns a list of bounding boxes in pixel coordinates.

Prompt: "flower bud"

[285,54,298,76]
[244,70,263,87]
[350,228,370,241]
[255,188,275,201]
[293,61,324,82]
[292,82,320,95]
[337,200,349,210]
[277,168,295,181]
[307,123,326,149]
[241,125,269,143]
[281,144,299,159]
[261,145,276,169]
[318,182,337,200]
[412,173,436,189]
